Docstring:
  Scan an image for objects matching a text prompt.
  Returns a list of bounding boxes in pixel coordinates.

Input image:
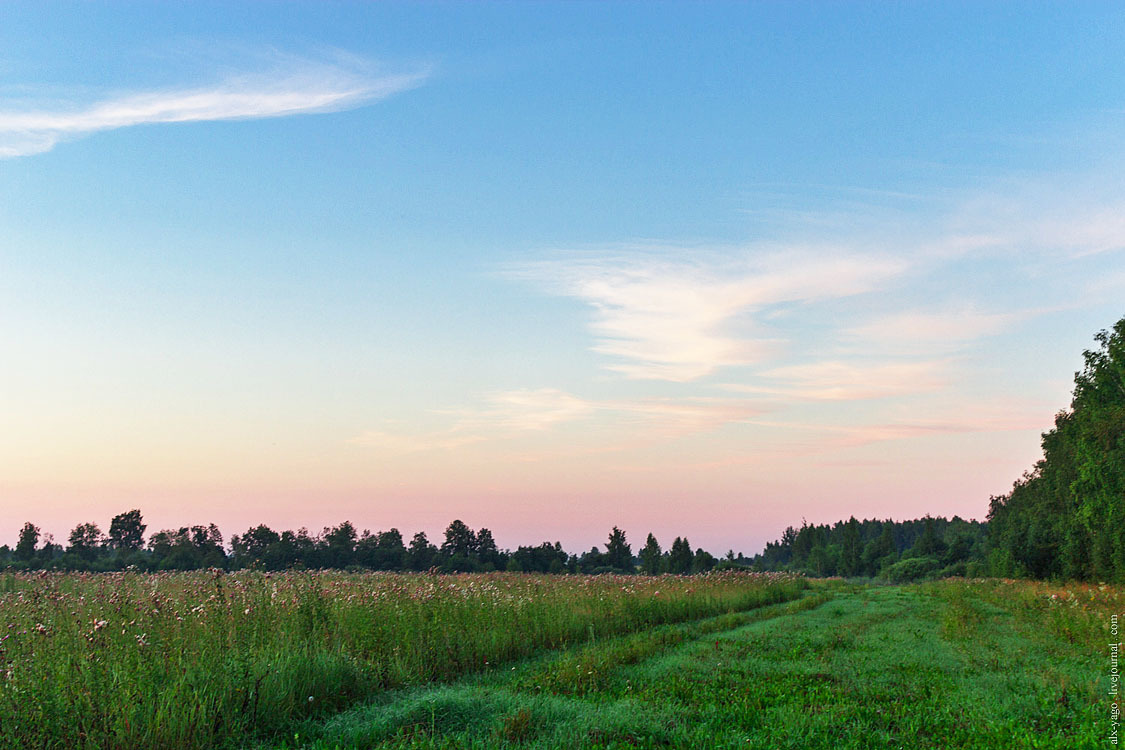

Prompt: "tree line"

[986,315,1125,581]
[0,514,739,575]
[752,315,1125,583]
[749,515,988,582]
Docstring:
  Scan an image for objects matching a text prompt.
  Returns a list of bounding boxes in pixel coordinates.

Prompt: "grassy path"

[278,584,1103,749]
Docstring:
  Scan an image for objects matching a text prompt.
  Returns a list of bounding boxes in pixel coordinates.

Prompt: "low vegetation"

[281,579,1104,749]
[0,569,804,749]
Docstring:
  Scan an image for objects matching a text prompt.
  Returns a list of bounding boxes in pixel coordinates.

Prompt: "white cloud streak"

[508,248,907,382]
[726,359,950,401]
[845,308,1024,351]
[0,55,427,157]
[351,389,596,454]
[351,388,765,453]
[462,388,597,432]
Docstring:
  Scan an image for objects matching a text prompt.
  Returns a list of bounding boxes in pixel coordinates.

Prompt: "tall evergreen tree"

[639,533,663,574]
[840,516,861,577]
[604,527,633,571]
[911,516,946,558]
[862,523,897,575]
[668,536,693,574]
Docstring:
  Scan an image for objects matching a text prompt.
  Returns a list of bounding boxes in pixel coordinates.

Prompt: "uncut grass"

[0,569,804,749]
[301,581,1102,749]
[928,577,1118,655]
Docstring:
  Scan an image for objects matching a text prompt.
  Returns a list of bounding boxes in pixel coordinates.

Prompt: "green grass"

[0,570,805,749]
[3,574,1107,748]
[281,582,1103,749]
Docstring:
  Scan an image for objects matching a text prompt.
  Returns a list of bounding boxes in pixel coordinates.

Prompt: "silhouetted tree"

[322,521,358,568]
[67,523,104,561]
[692,547,716,573]
[231,525,281,568]
[639,533,663,574]
[474,527,501,569]
[668,536,693,574]
[149,525,225,570]
[108,510,146,550]
[408,531,438,570]
[357,528,407,570]
[578,546,605,573]
[604,527,633,572]
[441,520,476,559]
[14,522,39,562]
[511,541,568,573]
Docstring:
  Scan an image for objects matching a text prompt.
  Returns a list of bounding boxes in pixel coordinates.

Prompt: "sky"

[2,2,1125,555]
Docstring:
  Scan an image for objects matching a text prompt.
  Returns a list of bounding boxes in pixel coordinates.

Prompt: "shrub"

[879,556,941,583]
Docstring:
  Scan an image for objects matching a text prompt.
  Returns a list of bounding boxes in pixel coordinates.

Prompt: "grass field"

[276,580,1107,749]
[0,573,1108,749]
[0,570,804,749]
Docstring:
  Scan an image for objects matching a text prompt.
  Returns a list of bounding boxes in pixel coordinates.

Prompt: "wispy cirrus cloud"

[351,389,596,454]
[0,53,428,157]
[790,410,1045,451]
[351,388,765,453]
[724,359,950,401]
[844,307,1025,353]
[604,396,764,436]
[506,247,907,382]
[945,183,1125,260]
[451,388,597,432]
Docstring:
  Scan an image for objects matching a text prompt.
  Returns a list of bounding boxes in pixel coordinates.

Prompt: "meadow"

[1,571,1109,749]
[0,569,804,749]
[280,579,1108,749]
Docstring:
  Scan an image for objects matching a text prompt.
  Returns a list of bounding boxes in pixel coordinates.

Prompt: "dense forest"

[750,515,988,581]
[3,316,1121,581]
[986,316,1125,581]
[752,315,1125,582]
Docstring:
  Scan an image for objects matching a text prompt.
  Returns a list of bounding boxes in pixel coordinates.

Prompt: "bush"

[938,561,968,578]
[964,561,987,578]
[879,556,941,583]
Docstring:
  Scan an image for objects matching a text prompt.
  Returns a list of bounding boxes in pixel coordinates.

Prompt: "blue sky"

[2,2,1124,553]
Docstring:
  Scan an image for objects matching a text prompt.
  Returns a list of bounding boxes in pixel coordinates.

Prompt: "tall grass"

[0,569,804,749]
[927,577,1118,654]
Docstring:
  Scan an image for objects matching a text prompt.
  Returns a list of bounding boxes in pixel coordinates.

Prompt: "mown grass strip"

[290,583,1101,749]
[279,589,834,749]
